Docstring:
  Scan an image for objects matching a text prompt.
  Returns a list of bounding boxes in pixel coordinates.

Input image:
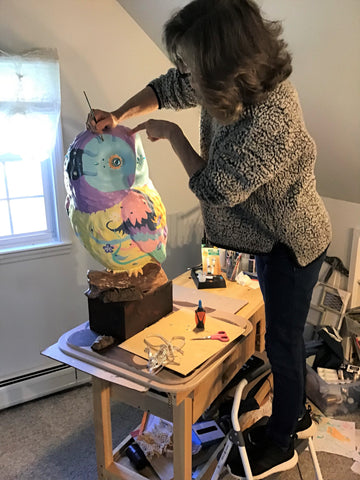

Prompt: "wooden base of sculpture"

[86,263,173,342]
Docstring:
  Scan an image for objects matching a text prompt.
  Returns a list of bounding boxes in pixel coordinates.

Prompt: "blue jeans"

[255,244,326,448]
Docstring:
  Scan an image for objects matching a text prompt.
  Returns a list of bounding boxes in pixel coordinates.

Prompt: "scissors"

[191,330,229,342]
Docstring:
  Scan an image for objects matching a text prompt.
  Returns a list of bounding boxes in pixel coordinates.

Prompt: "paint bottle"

[195,300,206,330]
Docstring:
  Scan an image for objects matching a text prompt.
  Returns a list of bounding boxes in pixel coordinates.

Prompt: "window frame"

[0,48,71,261]
[0,122,72,261]
[0,157,57,249]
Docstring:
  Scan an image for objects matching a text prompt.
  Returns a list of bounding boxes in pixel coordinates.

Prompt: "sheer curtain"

[0,48,61,163]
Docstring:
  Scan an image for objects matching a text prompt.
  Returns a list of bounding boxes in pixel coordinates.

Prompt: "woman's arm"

[87,68,197,135]
[131,119,206,178]
[87,86,159,134]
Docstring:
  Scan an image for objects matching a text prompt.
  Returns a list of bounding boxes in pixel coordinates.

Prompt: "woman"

[87,1,331,478]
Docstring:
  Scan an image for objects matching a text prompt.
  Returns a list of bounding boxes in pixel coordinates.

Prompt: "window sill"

[0,241,72,265]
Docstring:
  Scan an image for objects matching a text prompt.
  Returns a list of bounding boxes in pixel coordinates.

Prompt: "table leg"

[172,395,193,480]
[92,376,114,479]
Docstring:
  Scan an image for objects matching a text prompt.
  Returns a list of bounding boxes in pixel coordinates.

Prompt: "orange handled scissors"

[191,330,229,342]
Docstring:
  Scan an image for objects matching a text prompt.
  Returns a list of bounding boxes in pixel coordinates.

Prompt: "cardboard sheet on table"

[119,309,246,376]
[173,284,248,314]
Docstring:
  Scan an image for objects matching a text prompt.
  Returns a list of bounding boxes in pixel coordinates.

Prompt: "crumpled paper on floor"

[313,416,356,459]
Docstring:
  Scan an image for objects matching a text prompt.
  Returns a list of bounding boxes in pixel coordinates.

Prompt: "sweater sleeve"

[189,88,312,207]
[148,68,198,110]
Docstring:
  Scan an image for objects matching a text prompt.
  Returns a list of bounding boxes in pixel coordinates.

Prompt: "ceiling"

[117,0,189,52]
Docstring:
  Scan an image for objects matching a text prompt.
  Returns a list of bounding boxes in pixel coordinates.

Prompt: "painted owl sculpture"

[64,125,167,276]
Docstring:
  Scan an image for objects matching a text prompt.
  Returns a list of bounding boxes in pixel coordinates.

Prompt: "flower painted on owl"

[103,244,114,254]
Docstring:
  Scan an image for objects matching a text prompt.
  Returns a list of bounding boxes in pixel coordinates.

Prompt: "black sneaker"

[296,405,317,439]
[245,416,270,448]
[245,405,316,448]
[226,436,298,479]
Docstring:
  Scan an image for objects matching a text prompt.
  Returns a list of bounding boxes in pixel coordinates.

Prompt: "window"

[0,49,62,253]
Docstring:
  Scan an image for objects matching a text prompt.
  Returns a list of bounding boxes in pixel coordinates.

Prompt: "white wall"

[260,0,360,204]
[0,0,202,384]
[323,197,360,267]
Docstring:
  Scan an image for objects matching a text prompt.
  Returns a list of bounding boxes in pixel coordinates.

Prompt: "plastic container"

[306,364,360,416]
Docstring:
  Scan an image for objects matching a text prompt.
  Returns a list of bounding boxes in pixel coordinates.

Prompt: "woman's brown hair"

[163,0,292,123]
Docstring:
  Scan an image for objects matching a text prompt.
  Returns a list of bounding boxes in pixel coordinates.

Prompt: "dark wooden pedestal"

[88,280,173,341]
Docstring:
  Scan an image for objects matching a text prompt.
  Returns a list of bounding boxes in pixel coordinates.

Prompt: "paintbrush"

[83,90,104,141]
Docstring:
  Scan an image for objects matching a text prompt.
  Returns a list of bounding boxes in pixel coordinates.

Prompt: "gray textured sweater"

[149,68,331,266]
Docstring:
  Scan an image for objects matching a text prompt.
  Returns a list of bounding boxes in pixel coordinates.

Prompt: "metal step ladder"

[211,376,324,480]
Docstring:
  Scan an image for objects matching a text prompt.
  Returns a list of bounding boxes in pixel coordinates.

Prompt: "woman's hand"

[131,119,180,142]
[86,109,119,134]
[132,119,205,177]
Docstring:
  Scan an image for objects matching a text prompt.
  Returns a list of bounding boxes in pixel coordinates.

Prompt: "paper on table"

[173,284,248,314]
[119,309,246,376]
[313,416,356,459]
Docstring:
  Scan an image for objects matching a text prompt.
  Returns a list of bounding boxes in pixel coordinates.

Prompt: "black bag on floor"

[312,326,344,371]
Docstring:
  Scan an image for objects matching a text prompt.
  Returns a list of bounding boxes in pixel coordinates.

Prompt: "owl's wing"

[116,188,167,264]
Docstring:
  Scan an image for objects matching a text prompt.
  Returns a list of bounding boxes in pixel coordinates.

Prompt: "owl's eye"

[109,155,123,169]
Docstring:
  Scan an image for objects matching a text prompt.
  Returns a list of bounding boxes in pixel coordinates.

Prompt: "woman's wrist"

[110,108,123,125]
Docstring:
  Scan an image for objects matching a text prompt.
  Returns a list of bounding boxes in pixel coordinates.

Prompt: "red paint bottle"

[195,300,206,330]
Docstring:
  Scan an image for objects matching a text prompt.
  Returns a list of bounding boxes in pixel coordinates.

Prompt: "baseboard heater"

[0,364,90,410]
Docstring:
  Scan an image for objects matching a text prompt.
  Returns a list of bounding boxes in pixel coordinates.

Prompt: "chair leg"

[307,437,324,480]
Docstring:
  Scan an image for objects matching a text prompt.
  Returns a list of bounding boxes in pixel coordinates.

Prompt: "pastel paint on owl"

[64,125,167,275]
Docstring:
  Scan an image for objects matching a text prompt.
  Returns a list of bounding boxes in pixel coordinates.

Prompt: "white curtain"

[0,48,61,162]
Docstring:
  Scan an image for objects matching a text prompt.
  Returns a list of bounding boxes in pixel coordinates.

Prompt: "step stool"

[211,377,324,480]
